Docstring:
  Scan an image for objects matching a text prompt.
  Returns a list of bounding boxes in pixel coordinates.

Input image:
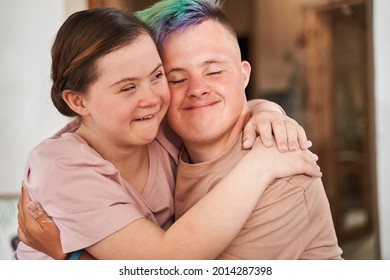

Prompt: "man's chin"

[182,131,218,145]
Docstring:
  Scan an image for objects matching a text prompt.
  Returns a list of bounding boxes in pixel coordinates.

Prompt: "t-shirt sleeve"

[300,178,343,259]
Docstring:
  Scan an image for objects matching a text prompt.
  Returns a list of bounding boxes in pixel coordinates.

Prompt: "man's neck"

[184,112,249,163]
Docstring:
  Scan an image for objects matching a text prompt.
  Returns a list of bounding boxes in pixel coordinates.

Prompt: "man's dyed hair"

[136,0,237,50]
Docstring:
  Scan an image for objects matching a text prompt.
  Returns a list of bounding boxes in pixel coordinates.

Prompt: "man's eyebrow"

[166,67,185,76]
[202,59,227,67]
[166,59,227,75]
[109,63,163,87]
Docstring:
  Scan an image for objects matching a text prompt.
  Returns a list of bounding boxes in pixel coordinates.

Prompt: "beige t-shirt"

[175,134,343,260]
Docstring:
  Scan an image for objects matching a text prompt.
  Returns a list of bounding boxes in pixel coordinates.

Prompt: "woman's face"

[80,34,170,148]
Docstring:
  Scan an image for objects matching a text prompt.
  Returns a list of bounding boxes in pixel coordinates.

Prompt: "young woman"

[15,7,321,260]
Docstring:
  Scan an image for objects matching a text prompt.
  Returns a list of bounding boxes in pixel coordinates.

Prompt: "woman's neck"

[75,125,150,194]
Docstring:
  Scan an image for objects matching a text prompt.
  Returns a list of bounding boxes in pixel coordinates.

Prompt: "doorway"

[303,0,378,258]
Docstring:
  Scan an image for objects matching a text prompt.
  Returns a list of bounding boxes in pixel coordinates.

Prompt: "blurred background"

[1,0,389,260]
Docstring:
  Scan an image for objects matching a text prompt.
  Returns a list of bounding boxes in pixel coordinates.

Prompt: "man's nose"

[187,76,210,98]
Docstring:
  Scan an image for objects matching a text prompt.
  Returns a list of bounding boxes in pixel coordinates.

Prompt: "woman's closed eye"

[120,84,136,94]
[152,71,164,82]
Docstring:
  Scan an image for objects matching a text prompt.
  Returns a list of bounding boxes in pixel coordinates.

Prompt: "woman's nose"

[138,87,159,107]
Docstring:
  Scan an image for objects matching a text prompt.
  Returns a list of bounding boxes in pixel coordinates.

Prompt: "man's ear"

[241,61,251,89]
[62,90,89,116]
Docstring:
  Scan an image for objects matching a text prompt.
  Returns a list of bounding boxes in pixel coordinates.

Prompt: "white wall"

[374,0,390,260]
[0,0,87,196]
[0,0,86,259]
[0,0,66,196]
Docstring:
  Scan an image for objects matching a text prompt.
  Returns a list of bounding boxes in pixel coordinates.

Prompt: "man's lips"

[182,100,220,110]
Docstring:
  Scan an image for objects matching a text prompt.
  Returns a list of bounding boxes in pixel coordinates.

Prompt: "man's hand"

[243,100,310,152]
[17,183,65,260]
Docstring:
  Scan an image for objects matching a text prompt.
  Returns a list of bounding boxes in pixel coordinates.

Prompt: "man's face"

[160,20,251,147]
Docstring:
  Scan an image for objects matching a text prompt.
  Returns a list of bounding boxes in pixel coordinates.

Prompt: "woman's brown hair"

[51,8,153,116]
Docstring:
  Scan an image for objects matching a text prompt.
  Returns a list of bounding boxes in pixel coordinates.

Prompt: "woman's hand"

[248,137,322,179]
[17,183,65,260]
[243,100,309,152]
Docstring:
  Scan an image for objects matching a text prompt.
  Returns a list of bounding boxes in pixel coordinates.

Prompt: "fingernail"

[242,140,250,149]
[289,143,297,151]
[27,201,38,211]
[265,139,273,146]
[27,202,42,219]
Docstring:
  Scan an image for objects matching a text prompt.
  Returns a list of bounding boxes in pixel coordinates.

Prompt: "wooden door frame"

[303,0,377,245]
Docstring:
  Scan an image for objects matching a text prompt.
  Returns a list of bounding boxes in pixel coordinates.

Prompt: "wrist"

[56,252,67,260]
[242,150,274,183]
[50,246,67,260]
[249,100,286,115]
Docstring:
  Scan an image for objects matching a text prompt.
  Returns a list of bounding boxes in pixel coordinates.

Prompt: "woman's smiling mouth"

[135,114,155,121]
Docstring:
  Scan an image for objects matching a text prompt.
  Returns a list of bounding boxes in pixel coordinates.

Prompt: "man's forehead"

[163,19,229,44]
[165,58,228,74]
[162,22,239,55]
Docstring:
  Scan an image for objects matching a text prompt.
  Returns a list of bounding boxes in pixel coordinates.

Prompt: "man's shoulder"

[269,174,322,192]
[282,174,320,186]
[258,175,325,211]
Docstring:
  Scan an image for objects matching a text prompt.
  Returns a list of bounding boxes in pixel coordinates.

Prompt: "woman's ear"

[62,90,89,116]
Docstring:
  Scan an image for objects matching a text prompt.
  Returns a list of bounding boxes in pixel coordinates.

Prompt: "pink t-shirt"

[14,120,179,260]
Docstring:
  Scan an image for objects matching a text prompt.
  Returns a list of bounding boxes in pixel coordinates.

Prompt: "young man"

[138,0,343,259]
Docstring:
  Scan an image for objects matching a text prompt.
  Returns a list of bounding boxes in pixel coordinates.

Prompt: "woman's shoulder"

[28,121,113,172]
[30,119,81,153]
[30,131,86,160]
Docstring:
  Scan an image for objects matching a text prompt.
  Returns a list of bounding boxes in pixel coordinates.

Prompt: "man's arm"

[17,190,65,260]
[299,178,343,259]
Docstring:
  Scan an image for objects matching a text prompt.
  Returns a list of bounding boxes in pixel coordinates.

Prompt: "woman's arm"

[18,139,321,260]
[88,141,321,260]
[163,99,311,153]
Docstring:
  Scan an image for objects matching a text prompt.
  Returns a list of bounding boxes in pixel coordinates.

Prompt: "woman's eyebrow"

[110,63,163,87]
